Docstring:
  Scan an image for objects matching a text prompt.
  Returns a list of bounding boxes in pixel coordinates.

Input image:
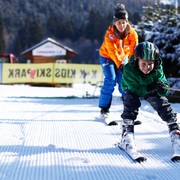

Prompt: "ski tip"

[134,120,142,125]
[171,156,180,162]
[135,157,147,163]
[108,121,118,126]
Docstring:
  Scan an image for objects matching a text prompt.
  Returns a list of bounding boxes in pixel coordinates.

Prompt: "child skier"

[120,41,180,162]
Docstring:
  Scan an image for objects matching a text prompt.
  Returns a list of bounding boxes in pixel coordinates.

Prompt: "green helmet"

[134,41,159,61]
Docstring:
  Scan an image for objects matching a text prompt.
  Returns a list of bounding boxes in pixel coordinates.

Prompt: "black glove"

[147,81,167,94]
[119,65,123,73]
[156,81,168,94]
[147,82,157,93]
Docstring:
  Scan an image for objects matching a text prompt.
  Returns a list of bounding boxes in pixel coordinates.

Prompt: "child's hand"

[147,82,157,93]
[147,81,167,94]
[119,65,123,73]
[156,81,168,94]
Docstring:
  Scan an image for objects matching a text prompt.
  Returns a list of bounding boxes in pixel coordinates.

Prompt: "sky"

[0,84,180,180]
[160,0,178,5]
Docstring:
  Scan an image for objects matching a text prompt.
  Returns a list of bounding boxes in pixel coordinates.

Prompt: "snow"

[0,84,180,180]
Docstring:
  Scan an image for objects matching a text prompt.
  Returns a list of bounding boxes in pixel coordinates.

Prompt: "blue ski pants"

[98,55,124,110]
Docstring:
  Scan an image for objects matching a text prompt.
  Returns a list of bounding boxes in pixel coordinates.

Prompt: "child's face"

[138,58,155,74]
[114,19,127,33]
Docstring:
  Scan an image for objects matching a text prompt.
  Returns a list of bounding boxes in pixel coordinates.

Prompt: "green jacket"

[121,56,169,97]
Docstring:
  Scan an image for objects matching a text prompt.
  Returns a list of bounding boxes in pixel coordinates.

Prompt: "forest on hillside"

[0,0,154,56]
[0,0,179,77]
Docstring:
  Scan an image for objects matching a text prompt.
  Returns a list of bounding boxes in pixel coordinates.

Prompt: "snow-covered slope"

[0,85,179,180]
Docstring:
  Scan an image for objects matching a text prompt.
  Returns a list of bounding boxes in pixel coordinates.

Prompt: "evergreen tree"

[0,15,5,53]
[85,10,110,41]
[137,2,180,77]
[14,18,44,55]
[47,16,58,37]
[29,18,44,45]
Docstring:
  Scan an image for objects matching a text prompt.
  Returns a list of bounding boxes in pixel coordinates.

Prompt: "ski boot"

[100,108,118,126]
[168,122,180,162]
[121,119,136,151]
[120,119,146,162]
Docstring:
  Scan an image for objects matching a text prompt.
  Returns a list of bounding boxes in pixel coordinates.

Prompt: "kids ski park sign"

[1,63,103,85]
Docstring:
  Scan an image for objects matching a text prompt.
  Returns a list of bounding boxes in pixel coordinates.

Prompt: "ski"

[108,121,118,126]
[116,142,147,163]
[99,113,118,126]
[134,120,142,125]
[171,154,180,162]
[105,119,141,126]
[171,144,180,162]
[170,130,180,162]
[119,120,142,125]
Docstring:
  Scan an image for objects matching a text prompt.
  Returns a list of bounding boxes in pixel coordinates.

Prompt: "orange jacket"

[99,24,138,68]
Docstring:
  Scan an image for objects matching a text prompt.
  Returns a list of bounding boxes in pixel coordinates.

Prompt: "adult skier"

[98,3,138,125]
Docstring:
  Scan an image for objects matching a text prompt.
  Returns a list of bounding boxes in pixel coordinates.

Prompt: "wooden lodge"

[20,37,77,63]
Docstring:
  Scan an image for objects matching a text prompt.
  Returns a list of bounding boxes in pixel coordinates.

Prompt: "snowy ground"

[0,84,180,180]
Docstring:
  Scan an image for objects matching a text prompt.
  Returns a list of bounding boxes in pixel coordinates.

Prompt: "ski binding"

[117,142,147,163]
